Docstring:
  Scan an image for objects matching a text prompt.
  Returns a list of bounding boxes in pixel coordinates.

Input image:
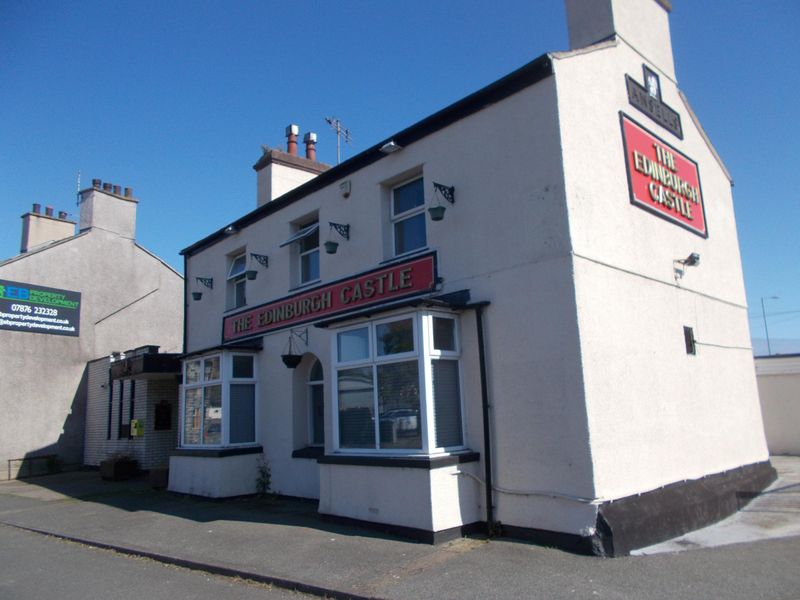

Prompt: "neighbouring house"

[755,354,800,456]
[0,180,183,479]
[169,0,773,556]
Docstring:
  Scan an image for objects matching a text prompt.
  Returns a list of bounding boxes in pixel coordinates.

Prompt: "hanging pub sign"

[620,113,707,238]
[223,252,437,343]
[0,279,81,337]
[626,64,682,139]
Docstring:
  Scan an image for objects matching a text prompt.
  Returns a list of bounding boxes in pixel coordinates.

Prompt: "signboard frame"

[620,112,707,239]
[0,279,81,337]
[222,252,438,344]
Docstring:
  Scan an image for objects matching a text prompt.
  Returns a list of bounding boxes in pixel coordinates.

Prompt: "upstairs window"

[281,221,320,286]
[392,178,426,256]
[227,253,247,310]
[299,223,320,284]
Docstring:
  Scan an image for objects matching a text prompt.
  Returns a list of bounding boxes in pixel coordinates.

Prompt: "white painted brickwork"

[84,357,178,469]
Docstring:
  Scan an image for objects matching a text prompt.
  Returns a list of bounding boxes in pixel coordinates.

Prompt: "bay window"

[333,312,464,454]
[181,352,257,447]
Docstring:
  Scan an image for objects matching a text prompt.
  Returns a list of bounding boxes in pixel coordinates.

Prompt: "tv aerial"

[325,116,352,165]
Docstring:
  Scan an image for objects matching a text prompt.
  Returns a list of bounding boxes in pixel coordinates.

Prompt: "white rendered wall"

[169,453,259,497]
[184,76,600,533]
[554,40,769,501]
[319,464,435,530]
[257,162,319,207]
[756,356,800,456]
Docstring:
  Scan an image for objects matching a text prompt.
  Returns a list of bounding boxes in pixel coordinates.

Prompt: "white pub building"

[169,0,774,556]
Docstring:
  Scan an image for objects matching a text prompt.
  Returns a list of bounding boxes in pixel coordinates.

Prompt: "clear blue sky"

[2,1,798,354]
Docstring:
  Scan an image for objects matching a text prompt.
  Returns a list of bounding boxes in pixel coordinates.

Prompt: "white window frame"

[331,311,465,455]
[391,177,426,257]
[279,221,320,287]
[180,351,258,448]
[227,253,247,310]
[308,359,324,447]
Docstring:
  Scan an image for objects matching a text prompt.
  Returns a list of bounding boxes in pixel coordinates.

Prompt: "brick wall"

[84,358,179,470]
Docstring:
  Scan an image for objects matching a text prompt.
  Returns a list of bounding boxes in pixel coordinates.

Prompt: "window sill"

[288,279,322,293]
[292,446,325,460]
[317,450,478,470]
[380,247,431,266]
[172,445,262,458]
[224,305,248,314]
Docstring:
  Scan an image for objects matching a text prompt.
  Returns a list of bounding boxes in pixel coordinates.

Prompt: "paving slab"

[634,455,800,555]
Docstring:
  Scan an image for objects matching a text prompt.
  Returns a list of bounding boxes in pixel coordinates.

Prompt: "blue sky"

[1,1,798,354]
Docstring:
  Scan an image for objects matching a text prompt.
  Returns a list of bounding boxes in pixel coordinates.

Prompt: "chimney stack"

[254,126,330,207]
[304,132,317,161]
[286,124,299,156]
[565,0,675,80]
[78,176,138,238]
[20,203,76,253]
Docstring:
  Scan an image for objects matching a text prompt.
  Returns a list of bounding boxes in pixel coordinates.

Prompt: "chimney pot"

[304,132,318,161]
[124,187,132,198]
[92,178,102,189]
[285,123,299,156]
[113,185,121,195]
[58,211,68,220]
[45,206,54,217]
[32,203,41,214]
[102,183,112,191]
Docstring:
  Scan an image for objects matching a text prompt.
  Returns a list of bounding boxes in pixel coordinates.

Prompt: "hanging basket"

[245,270,258,280]
[191,291,203,301]
[281,353,303,369]
[324,240,339,254]
[428,205,446,221]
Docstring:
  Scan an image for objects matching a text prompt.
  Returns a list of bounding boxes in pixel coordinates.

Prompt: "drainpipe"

[473,302,497,534]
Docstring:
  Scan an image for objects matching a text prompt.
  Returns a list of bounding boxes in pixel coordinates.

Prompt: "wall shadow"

[11,365,87,479]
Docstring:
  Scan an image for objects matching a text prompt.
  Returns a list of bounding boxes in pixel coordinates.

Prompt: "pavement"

[0,456,799,600]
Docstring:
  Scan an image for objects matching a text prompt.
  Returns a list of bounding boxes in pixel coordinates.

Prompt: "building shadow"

[0,468,425,544]
[10,366,88,480]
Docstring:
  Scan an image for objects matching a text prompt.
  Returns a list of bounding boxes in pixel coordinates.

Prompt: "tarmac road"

[1,460,799,600]
[0,524,310,600]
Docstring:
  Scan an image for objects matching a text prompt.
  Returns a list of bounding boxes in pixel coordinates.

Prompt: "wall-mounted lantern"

[428,182,455,221]
[325,222,351,254]
[379,140,402,154]
[673,253,700,280]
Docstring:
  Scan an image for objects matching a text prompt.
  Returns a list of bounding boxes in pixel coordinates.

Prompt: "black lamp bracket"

[433,182,455,204]
[250,253,269,268]
[284,327,309,354]
[329,222,350,240]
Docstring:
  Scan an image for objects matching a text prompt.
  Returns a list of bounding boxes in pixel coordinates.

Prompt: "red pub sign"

[620,113,707,238]
[223,253,437,343]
